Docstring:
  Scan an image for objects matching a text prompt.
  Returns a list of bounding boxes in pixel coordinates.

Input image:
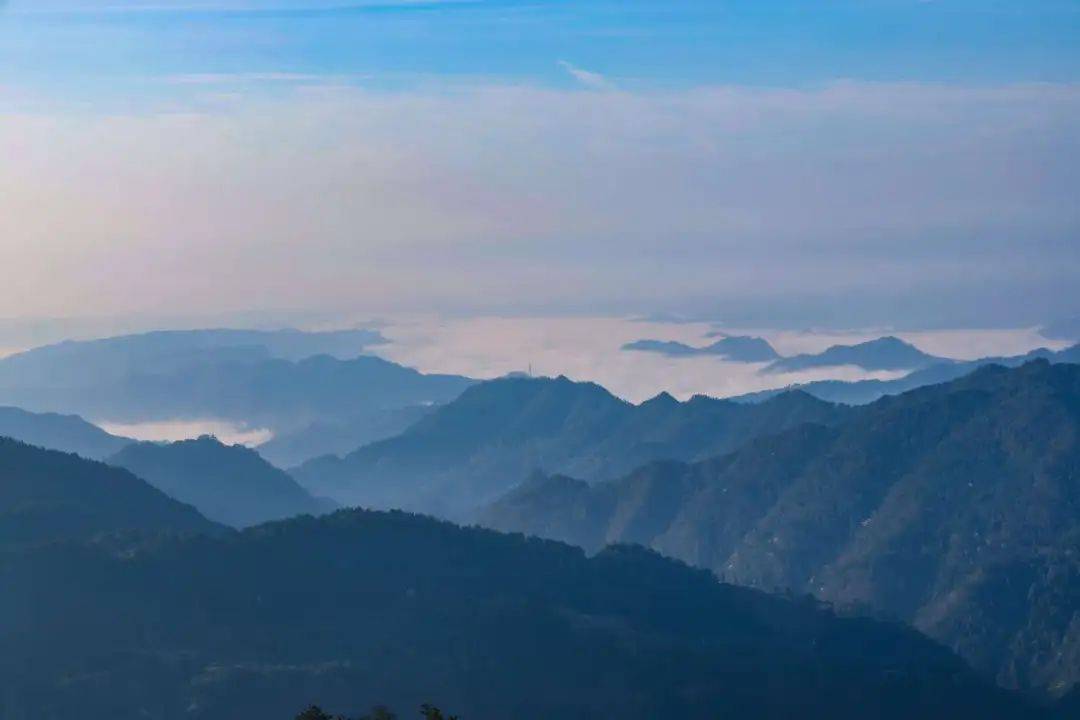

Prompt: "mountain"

[480,360,1080,697]
[0,507,1038,720]
[0,328,389,408]
[0,328,386,382]
[292,376,849,519]
[764,336,949,373]
[0,437,219,548]
[623,335,779,362]
[256,405,433,469]
[0,335,474,441]
[735,343,1080,405]
[108,436,334,528]
[0,406,132,460]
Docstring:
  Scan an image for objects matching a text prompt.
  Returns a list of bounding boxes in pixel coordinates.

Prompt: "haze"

[1,0,1078,329]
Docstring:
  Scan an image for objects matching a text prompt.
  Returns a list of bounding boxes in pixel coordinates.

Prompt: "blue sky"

[1,1,1078,328]
[5,1,1080,95]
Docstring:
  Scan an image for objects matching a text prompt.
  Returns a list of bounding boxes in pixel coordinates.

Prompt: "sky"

[1,0,1079,330]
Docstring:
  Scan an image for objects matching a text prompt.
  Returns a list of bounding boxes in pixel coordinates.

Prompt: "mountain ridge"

[292,376,850,519]
[0,437,221,548]
[763,335,949,373]
[623,335,780,361]
[0,505,1040,719]
[0,405,132,460]
[0,329,473,459]
[480,360,1080,696]
[108,436,334,528]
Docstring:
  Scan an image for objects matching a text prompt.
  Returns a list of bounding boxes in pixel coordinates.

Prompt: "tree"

[420,703,458,720]
[359,707,398,720]
[297,704,446,720]
[296,707,337,720]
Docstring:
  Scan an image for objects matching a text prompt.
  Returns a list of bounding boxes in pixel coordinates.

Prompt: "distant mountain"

[256,405,433,469]
[0,508,1036,719]
[109,436,334,528]
[292,376,849,519]
[0,437,219,548]
[764,336,949,373]
[0,328,386,380]
[735,343,1080,405]
[0,333,474,438]
[480,360,1080,697]
[0,406,131,460]
[623,335,779,362]
[0,328,389,403]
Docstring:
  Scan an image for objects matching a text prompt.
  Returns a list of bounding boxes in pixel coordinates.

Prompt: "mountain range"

[0,330,475,466]
[622,334,947,373]
[735,342,1080,405]
[0,500,1042,719]
[762,336,949,373]
[0,437,220,548]
[623,335,780,361]
[2,331,1080,715]
[0,405,132,460]
[255,405,434,469]
[292,376,850,519]
[480,360,1080,697]
[108,436,334,528]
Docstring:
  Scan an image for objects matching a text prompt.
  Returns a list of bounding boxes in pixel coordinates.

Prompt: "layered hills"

[293,376,849,519]
[0,405,131,460]
[0,330,474,466]
[481,360,1080,696]
[0,437,219,548]
[109,436,334,528]
[0,507,1038,719]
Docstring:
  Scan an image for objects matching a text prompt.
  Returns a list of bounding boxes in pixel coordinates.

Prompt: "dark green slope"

[482,361,1080,696]
[293,375,849,519]
[0,437,220,548]
[483,423,835,562]
[109,436,334,528]
[0,508,1037,720]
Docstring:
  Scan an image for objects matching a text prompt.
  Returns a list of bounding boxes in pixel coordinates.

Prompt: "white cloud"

[374,316,1068,402]
[558,61,615,91]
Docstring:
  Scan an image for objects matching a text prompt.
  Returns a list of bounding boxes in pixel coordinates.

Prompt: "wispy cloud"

[558,61,615,91]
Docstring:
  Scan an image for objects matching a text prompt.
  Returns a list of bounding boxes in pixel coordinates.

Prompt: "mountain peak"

[766,335,947,373]
[108,438,332,528]
[622,335,778,362]
[641,391,679,408]
[0,437,220,547]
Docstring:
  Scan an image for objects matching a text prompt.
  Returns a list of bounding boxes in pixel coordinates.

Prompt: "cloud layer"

[375,316,1070,403]
[2,81,1078,325]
